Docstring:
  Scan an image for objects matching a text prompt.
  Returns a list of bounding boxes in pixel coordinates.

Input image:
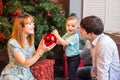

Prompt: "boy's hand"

[52,29,59,36]
[52,29,60,44]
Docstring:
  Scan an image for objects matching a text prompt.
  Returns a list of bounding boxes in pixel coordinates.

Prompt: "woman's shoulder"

[8,38,18,44]
[8,38,21,48]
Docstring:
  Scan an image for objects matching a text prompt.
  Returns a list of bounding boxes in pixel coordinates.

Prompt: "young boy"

[53,16,80,80]
[77,15,120,80]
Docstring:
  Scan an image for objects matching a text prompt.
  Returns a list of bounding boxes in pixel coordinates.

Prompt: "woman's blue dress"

[0,38,35,80]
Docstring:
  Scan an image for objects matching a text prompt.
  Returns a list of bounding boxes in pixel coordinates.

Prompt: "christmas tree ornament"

[0,1,3,7]
[46,12,51,17]
[15,9,22,15]
[44,33,56,46]
[0,10,3,15]
[12,12,16,18]
[33,0,38,3]
[12,9,22,18]
[0,33,4,40]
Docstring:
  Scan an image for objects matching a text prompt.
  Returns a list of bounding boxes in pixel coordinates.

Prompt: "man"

[77,16,120,80]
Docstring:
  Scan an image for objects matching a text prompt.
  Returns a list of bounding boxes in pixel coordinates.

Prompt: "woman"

[0,13,55,80]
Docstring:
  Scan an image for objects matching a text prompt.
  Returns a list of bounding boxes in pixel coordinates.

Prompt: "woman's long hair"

[11,13,34,48]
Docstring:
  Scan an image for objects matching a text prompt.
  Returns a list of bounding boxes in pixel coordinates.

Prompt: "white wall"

[69,0,82,20]
[70,0,120,32]
[82,0,120,32]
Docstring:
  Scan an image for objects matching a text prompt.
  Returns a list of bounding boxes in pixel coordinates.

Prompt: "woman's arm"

[13,38,55,68]
[13,49,43,68]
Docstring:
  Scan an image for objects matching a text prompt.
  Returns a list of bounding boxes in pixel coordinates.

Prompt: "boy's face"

[66,19,78,35]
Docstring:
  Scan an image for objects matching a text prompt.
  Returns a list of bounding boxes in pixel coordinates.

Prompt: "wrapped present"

[63,54,68,78]
[30,59,55,80]
[78,60,84,67]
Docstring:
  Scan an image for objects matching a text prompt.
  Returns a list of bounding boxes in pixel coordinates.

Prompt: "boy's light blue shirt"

[62,32,79,57]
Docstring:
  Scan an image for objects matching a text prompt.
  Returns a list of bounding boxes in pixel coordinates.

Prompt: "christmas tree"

[0,0,66,58]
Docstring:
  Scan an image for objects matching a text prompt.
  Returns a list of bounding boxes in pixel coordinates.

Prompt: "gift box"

[63,54,68,78]
[63,54,84,78]
[30,59,55,80]
[78,60,84,67]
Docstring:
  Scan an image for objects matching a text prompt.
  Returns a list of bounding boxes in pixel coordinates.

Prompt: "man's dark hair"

[80,16,104,35]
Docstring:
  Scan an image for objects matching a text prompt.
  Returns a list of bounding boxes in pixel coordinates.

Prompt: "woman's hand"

[37,36,56,56]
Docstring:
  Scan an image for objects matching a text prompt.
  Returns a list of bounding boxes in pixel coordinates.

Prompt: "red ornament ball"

[15,9,22,15]
[0,1,3,7]
[12,9,22,18]
[0,10,3,15]
[44,33,56,46]
[46,12,51,17]
[33,0,38,2]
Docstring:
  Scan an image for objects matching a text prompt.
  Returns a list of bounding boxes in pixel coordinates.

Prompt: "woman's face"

[22,18,35,35]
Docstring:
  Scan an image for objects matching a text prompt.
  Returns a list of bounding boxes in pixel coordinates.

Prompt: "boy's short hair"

[80,16,104,35]
[66,16,80,28]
